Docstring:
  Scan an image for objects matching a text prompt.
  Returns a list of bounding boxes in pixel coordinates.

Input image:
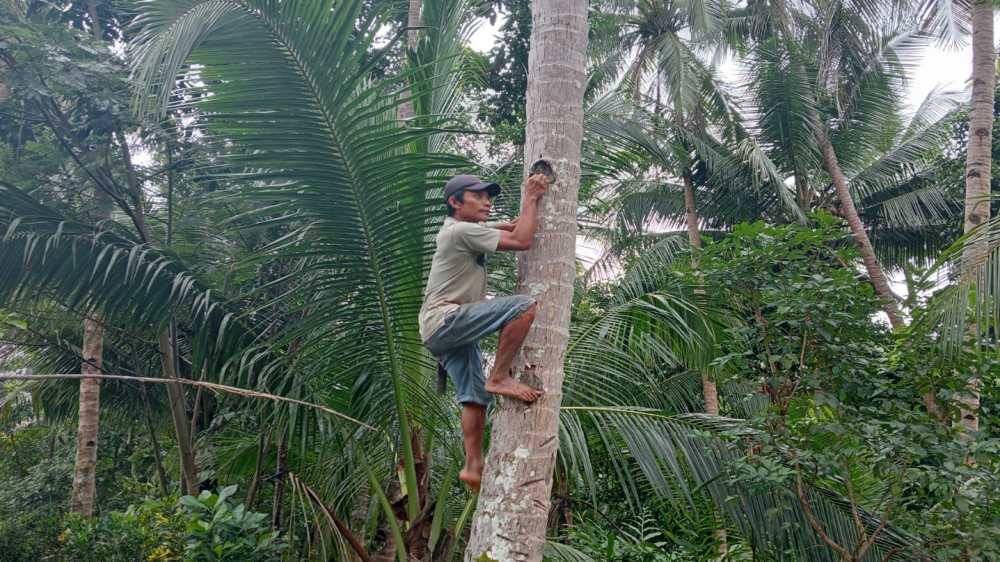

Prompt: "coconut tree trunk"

[682,170,720,416]
[682,168,726,557]
[397,0,422,123]
[407,0,422,48]
[69,309,102,518]
[465,0,588,560]
[807,108,903,329]
[68,0,108,521]
[683,170,702,253]
[959,0,995,437]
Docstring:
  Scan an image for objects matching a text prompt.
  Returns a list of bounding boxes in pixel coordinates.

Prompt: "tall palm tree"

[741,0,924,329]
[129,0,485,558]
[956,0,994,435]
[466,0,589,558]
[68,308,102,518]
[567,91,949,561]
[70,1,110,517]
[592,0,735,420]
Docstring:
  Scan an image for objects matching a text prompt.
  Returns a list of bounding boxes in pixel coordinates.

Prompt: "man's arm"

[492,217,519,232]
[496,174,549,251]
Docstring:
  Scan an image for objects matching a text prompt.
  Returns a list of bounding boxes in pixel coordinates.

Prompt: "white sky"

[467,17,978,111]
[467,16,982,287]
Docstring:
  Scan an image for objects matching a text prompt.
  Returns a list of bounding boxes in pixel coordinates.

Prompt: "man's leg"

[484,303,542,402]
[459,403,487,491]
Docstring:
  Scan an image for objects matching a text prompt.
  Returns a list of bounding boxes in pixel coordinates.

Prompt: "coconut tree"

[956,0,994,435]
[127,0,499,558]
[465,0,589,558]
[737,0,928,329]
[590,0,737,428]
[553,88,962,560]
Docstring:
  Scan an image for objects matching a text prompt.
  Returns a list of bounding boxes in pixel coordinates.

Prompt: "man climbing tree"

[419,173,550,491]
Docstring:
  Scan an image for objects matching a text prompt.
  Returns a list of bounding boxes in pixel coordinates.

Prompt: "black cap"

[444,175,501,203]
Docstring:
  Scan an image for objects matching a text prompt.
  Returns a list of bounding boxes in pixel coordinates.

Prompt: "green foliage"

[177,486,285,561]
[688,216,1000,560]
[475,0,531,147]
[56,500,185,562]
[0,509,65,562]
[52,488,283,562]
[562,508,737,562]
[693,214,885,403]
[0,0,996,560]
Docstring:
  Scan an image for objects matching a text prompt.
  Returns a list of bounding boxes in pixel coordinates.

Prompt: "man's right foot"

[485,372,543,403]
[459,467,482,492]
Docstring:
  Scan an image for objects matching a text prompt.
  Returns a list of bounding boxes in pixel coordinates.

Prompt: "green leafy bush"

[51,486,284,562]
[0,509,65,562]
[56,499,185,562]
[178,486,284,561]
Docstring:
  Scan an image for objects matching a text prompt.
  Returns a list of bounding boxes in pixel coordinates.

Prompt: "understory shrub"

[53,486,284,562]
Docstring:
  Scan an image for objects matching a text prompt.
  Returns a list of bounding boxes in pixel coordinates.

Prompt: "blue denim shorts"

[424,295,536,406]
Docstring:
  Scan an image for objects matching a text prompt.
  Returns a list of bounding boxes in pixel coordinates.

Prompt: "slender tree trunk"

[70,309,102,518]
[140,383,170,497]
[85,0,102,39]
[682,170,720,416]
[69,0,107,521]
[807,108,903,329]
[960,0,995,437]
[407,0,422,49]
[397,0,422,123]
[789,59,902,329]
[465,1,588,560]
[683,170,702,252]
[159,330,198,495]
[808,97,939,416]
[272,431,288,533]
[121,130,201,494]
[683,169,726,557]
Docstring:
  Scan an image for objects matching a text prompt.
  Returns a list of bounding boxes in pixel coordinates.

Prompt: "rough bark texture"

[69,0,107,521]
[465,1,588,560]
[407,0,423,49]
[959,1,995,437]
[682,170,702,252]
[70,311,102,518]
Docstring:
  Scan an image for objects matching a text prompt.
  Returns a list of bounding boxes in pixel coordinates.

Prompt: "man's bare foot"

[485,371,543,403]
[459,467,482,492]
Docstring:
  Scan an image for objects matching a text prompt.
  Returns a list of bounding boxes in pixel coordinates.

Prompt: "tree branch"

[794,462,854,561]
[0,373,375,430]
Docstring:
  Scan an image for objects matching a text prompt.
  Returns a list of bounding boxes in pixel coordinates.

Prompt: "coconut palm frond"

[916,0,971,49]
[917,211,1000,358]
[559,407,913,561]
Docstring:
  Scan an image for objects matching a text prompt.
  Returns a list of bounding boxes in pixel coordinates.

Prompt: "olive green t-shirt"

[419,217,501,342]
